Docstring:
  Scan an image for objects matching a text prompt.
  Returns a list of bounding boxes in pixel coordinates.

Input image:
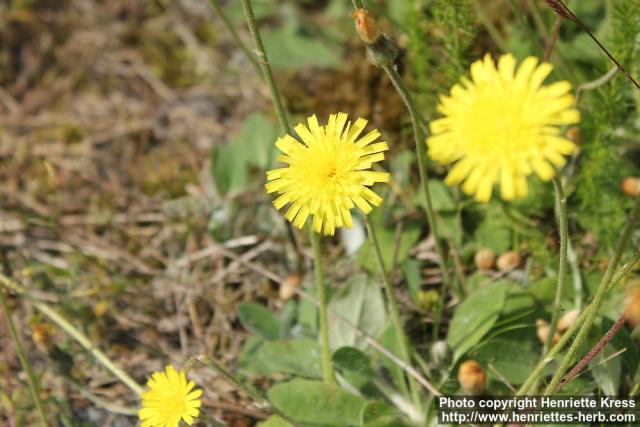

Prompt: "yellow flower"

[138,365,202,427]
[266,113,390,236]
[426,53,580,202]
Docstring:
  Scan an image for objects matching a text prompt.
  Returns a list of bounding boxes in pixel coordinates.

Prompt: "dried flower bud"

[474,248,495,271]
[279,272,303,300]
[557,309,579,332]
[497,251,521,272]
[624,287,640,329]
[352,8,381,44]
[458,359,486,395]
[536,319,560,346]
[621,177,640,197]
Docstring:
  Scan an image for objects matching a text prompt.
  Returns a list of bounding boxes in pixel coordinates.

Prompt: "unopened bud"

[544,0,575,21]
[474,248,495,271]
[624,287,640,329]
[458,359,486,395]
[352,8,381,44]
[497,251,521,272]
[536,319,560,346]
[557,309,579,332]
[621,177,640,197]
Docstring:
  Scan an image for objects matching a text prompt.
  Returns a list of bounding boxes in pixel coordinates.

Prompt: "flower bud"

[458,360,486,395]
[624,287,640,329]
[557,309,579,332]
[352,8,381,44]
[497,251,521,272]
[535,319,560,346]
[621,177,640,197]
[474,248,495,271]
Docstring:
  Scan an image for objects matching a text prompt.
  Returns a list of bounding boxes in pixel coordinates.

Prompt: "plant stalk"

[210,0,261,76]
[0,289,50,426]
[240,0,290,133]
[365,217,423,410]
[543,196,640,394]
[544,177,569,353]
[0,273,144,396]
[309,228,335,385]
[378,62,452,340]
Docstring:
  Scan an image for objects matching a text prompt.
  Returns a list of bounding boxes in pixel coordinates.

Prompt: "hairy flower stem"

[240,0,290,133]
[365,216,423,413]
[352,0,364,8]
[543,196,640,394]
[310,228,336,385]
[0,289,50,427]
[544,177,569,353]
[379,62,452,340]
[0,273,144,395]
[240,0,302,265]
[210,0,261,76]
[517,246,640,395]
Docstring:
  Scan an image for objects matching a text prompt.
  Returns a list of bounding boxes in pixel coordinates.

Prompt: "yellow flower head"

[426,53,580,202]
[139,365,202,427]
[266,113,390,236]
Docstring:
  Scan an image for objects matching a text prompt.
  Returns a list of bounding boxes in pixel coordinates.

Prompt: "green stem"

[544,177,569,353]
[0,273,144,396]
[310,228,335,385]
[365,217,423,411]
[0,290,50,426]
[543,196,640,394]
[210,0,261,76]
[378,61,452,340]
[240,0,290,134]
[517,245,640,395]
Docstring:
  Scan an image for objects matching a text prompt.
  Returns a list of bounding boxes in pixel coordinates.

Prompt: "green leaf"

[237,303,280,340]
[263,23,341,70]
[469,337,538,385]
[254,339,323,378]
[332,346,373,376]
[268,379,367,426]
[447,281,508,361]
[416,179,455,212]
[473,210,512,253]
[211,113,278,195]
[590,343,621,395]
[257,416,293,427]
[361,401,403,424]
[328,275,387,351]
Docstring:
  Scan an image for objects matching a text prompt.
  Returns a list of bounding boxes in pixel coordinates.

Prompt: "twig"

[544,0,640,90]
[555,312,626,392]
